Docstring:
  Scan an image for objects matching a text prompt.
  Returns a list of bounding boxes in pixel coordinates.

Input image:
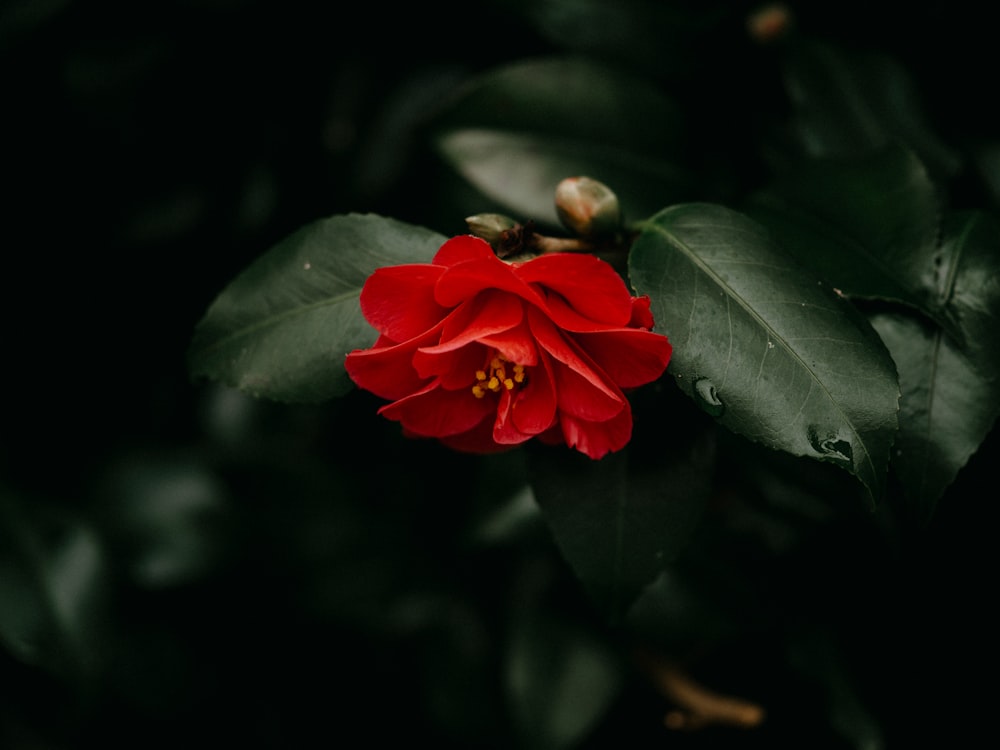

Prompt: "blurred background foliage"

[2,0,998,748]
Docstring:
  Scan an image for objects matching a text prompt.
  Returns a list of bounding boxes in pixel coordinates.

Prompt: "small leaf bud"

[554,176,622,238]
[465,213,518,245]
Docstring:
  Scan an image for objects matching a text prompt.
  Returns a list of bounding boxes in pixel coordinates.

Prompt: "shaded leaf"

[869,211,1000,519]
[787,627,885,750]
[778,37,962,178]
[496,0,731,83]
[527,413,714,622]
[0,488,111,686]
[95,451,236,588]
[629,203,900,504]
[505,563,625,750]
[187,213,446,403]
[429,56,692,227]
[746,144,955,337]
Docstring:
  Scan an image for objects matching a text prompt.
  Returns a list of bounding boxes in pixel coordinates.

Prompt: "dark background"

[2,1,998,748]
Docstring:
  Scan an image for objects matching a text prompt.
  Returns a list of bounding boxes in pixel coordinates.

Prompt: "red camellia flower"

[344,235,672,459]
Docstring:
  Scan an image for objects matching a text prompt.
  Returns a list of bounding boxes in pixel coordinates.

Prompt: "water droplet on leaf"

[807,425,853,468]
[693,378,725,417]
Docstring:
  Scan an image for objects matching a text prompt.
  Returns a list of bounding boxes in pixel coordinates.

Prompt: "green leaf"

[778,37,962,178]
[869,212,1000,519]
[629,203,900,505]
[527,410,714,622]
[187,213,446,403]
[746,144,956,337]
[429,56,692,228]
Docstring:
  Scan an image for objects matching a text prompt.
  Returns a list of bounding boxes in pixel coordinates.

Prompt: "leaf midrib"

[190,289,361,361]
[644,215,876,483]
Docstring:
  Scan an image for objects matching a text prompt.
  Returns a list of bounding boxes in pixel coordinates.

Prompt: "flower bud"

[554,176,622,238]
[465,213,518,245]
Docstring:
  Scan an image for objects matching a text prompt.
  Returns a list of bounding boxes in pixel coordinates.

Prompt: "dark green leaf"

[869,212,1000,519]
[429,56,692,227]
[629,203,900,505]
[187,213,446,403]
[778,37,962,178]
[527,417,713,622]
[746,144,955,336]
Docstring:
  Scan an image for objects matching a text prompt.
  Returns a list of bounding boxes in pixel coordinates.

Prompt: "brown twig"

[635,650,766,731]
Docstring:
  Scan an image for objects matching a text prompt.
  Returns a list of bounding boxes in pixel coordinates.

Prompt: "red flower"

[344,235,672,459]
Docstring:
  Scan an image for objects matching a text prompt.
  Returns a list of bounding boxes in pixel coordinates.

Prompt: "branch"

[635,650,766,731]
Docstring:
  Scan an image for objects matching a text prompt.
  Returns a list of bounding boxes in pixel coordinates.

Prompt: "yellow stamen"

[471,351,529,397]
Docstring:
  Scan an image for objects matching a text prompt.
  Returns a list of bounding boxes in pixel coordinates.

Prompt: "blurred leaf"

[868,212,1000,520]
[505,564,625,750]
[778,37,962,178]
[971,141,1000,211]
[746,144,953,335]
[187,213,446,403]
[0,488,111,686]
[496,0,731,80]
[629,203,900,505]
[787,627,885,750]
[429,56,692,227]
[527,422,713,622]
[96,451,235,588]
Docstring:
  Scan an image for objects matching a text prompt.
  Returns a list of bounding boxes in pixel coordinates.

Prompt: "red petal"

[477,318,538,366]
[435,257,546,309]
[344,327,439,400]
[552,359,626,421]
[379,379,494,437]
[432,235,497,266]
[491,388,530,445]
[629,295,655,329]
[575,328,672,388]
[526,306,621,402]
[509,351,558,435]
[438,415,512,454]
[515,253,632,325]
[413,341,487,389]
[360,264,447,341]
[416,291,522,357]
[558,399,634,459]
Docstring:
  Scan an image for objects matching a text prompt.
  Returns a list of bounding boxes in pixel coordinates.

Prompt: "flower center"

[472,352,526,398]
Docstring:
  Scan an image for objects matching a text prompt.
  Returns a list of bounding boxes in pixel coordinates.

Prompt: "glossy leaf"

[527,414,714,622]
[869,211,1000,519]
[187,214,446,403]
[429,56,692,227]
[746,144,956,337]
[629,203,900,505]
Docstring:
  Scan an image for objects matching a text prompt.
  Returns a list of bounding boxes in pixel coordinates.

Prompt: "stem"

[532,235,595,254]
